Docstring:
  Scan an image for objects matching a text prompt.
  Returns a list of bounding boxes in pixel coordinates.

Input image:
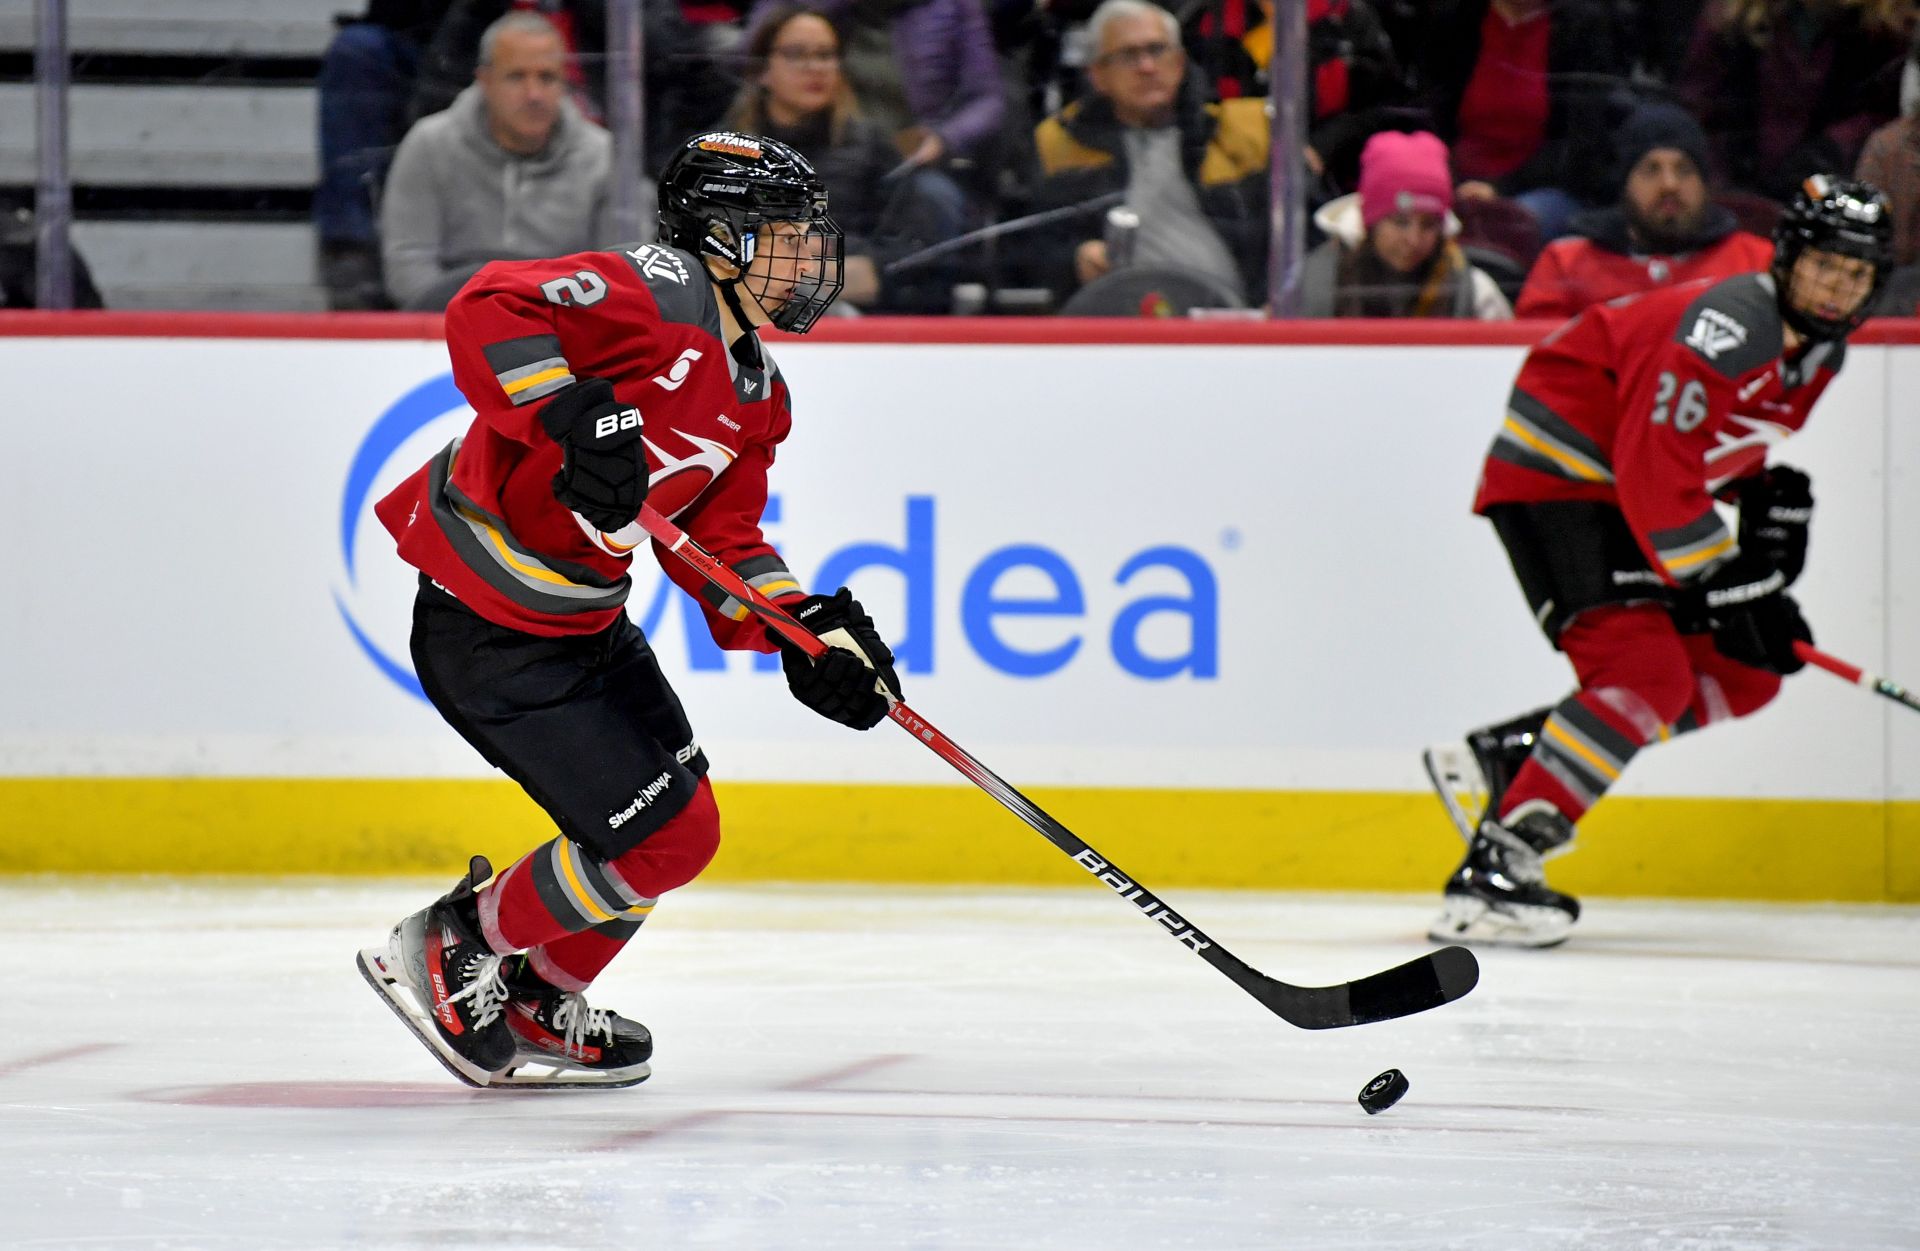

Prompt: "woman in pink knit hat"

[1300,130,1513,318]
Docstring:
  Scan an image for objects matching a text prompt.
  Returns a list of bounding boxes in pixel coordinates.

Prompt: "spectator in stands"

[0,193,104,309]
[408,0,720,164]
[1033,0,1270,304]
[314,0,454,309]
[1855,23,1920,266]
[746,0,1003,229]
[1300,129,1513,318]
[724,5,904,308]
[380,11,614,311]
[1199,0,1408,196]
[1515,100,1776,318]
[1414,0,1624,241]
[1679,0,1911,204]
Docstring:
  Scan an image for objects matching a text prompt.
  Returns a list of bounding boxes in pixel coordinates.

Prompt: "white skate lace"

[551,993,616,1054]
[448,954,509,1030]
[1479,822,1546,885]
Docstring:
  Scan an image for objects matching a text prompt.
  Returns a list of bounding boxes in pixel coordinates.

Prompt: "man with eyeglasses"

[1032,0,1271,306]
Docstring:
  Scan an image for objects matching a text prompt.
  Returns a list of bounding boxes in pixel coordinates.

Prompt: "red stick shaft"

[1792,641,1920,714]
[1793,641,1865,685]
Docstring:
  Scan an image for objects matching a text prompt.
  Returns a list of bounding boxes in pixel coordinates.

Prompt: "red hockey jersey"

[375,243,804,642]
[1474,273,1846,585]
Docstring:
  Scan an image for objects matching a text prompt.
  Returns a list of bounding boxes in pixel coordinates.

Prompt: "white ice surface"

[3,879,1917,1251]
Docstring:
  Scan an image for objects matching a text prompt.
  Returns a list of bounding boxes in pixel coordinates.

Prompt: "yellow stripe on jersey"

[502,365,572,398]
[1663,534,1736,574]
[456,505,589,588]
[1501,417,1610,483]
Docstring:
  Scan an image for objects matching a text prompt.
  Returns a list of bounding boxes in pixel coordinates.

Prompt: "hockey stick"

[636,506,1480,1030]
[1794,641,1920,715]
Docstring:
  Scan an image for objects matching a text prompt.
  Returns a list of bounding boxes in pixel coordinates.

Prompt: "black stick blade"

[1253,945,1480,1030]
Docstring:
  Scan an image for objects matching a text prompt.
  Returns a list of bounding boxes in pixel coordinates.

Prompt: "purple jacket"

[748,0,1005,157]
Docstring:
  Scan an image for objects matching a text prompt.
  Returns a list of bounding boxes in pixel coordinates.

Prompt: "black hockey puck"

[1358,1068,1409,1115]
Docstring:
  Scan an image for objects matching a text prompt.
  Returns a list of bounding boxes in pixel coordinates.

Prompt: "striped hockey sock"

[476,776,720,960]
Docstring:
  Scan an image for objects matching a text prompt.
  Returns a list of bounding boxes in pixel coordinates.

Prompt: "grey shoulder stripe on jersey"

[482,333,574,406]
[611,243,721,334]
[1649,508,1736,580]
[1492,388,1616,484]
[1674,273,1784,379]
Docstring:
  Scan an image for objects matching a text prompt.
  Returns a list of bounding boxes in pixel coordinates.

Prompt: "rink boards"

[1,315,1915,900]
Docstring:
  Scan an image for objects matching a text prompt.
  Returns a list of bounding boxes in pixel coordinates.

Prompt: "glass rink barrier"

[16,0,1917,318]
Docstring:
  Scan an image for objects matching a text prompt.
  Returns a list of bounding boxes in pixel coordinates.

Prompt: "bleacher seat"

[0,0,328,309]
[0,85,316,187]
[71,220,321,310]
[0,0,333,57]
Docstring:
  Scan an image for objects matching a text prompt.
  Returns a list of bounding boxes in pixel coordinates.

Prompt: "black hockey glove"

[536,378,648,533]
[1733,465,1813,586]
[771,588,903,731]
[1701,555,1811,675]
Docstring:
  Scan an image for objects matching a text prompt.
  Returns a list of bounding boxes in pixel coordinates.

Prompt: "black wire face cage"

[741,215,845,334]
[1772,176,1894,341]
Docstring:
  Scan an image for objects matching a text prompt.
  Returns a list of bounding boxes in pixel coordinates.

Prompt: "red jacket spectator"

[1516,100,1776,319]
[1413,0,1623,203]
[1518,217,1775,318]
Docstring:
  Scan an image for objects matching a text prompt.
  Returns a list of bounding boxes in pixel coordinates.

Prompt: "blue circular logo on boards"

[335,373,468,703]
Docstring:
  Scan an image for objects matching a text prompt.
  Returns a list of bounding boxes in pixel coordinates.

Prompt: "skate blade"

[491,1055,653,1090]
[1421,744,1486,844]
[1427,895,1573,950]
[355,946,500,1089]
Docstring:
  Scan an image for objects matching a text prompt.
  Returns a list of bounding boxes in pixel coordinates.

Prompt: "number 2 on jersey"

[541,269,609,307]
[1650,371,1708,433]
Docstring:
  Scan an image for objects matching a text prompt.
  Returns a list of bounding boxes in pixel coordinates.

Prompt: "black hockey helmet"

[657,131,844,333]
[1772,174,1894,341]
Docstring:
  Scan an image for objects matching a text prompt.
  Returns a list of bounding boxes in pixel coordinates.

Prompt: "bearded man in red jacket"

[1516,100,1777,320]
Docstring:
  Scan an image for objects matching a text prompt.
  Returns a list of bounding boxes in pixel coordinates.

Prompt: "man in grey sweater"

[380,11,613,311]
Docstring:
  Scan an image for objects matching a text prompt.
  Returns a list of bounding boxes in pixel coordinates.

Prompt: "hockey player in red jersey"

[1422,176,1893,949]
[356,133,904,1086]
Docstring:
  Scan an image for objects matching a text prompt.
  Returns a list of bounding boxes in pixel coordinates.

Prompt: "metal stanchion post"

[35,0,73,310]
[605,0,646,242]
[1265,0,1306,317]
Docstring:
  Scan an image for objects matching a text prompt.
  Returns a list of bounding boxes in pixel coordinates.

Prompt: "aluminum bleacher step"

[0,0,335,56]
[0,83,316,187]
[73,219,326,311]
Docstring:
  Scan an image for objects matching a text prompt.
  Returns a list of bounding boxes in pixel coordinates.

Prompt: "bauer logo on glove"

[593,407,643,440]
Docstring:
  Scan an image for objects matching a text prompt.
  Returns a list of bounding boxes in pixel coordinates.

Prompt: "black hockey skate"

[497,977,653,1089]
[357,855,517,1087]
[1422,708,1571,852]
[1429,805,1580,949]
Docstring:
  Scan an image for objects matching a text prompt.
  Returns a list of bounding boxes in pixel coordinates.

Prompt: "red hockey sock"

[523,921,642,992]
[1497,606,1692,824]
[1498,689,1651,822]
[477,776,721,956]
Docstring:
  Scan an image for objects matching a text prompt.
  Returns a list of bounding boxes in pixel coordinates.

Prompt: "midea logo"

[334,373,468,703]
